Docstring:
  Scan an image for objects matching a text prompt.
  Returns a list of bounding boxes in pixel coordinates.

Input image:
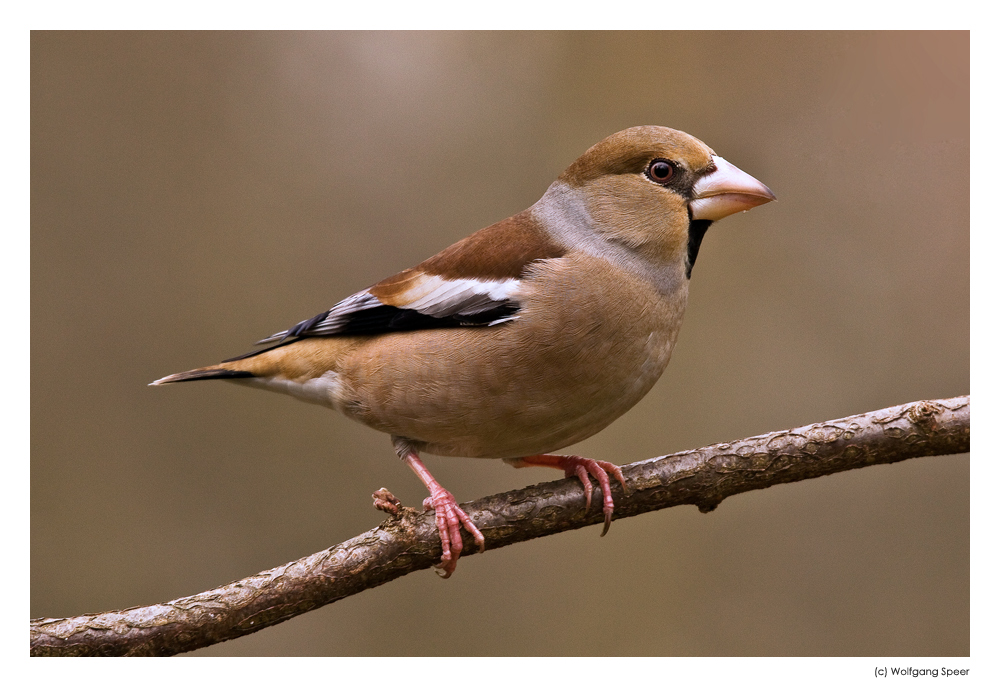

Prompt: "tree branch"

[30,396,970,656]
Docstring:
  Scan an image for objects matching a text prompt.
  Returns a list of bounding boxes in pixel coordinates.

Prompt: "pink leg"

[401,450,486,578]
[507,454,627,536]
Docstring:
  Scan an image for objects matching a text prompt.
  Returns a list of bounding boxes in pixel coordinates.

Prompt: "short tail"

[151,338,339,387]
[149,367,256,386]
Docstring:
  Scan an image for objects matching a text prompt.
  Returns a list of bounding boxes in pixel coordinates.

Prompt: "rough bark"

[30,396,970,656]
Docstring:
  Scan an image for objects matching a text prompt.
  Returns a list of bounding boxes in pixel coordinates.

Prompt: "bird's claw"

[557,456,627,536]
[423,487,486,578]
[507,454,627,535]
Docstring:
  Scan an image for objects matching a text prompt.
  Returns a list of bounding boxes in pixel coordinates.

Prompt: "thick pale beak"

[690,156,776,221]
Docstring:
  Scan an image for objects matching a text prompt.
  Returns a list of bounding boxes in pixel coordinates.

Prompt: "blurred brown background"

[31,31,969,656]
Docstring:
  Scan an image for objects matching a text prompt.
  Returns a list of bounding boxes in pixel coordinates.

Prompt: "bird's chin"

[690,192,774,222]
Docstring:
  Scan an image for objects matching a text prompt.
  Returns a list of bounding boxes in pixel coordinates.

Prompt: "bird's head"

[549,125,775,276]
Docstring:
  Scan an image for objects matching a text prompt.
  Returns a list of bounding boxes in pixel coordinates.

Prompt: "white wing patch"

[256,274,522,344]
[400,274,520,317]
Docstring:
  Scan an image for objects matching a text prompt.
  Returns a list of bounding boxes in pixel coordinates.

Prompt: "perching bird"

[152,125,774,577]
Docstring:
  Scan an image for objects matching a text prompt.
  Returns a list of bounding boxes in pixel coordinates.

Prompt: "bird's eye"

[646,159,676,183]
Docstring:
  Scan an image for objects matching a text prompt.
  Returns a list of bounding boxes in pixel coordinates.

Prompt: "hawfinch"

[152,126,775,577]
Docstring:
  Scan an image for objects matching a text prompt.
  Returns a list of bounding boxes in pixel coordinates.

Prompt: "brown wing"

[250,210,565,348]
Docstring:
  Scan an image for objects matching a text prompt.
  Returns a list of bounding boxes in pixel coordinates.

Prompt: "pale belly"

[336,263,687,459]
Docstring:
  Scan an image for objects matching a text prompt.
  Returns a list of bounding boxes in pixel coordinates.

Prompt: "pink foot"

[395,440,486,578]
[508,454,627,536]
[421,485,486,578]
